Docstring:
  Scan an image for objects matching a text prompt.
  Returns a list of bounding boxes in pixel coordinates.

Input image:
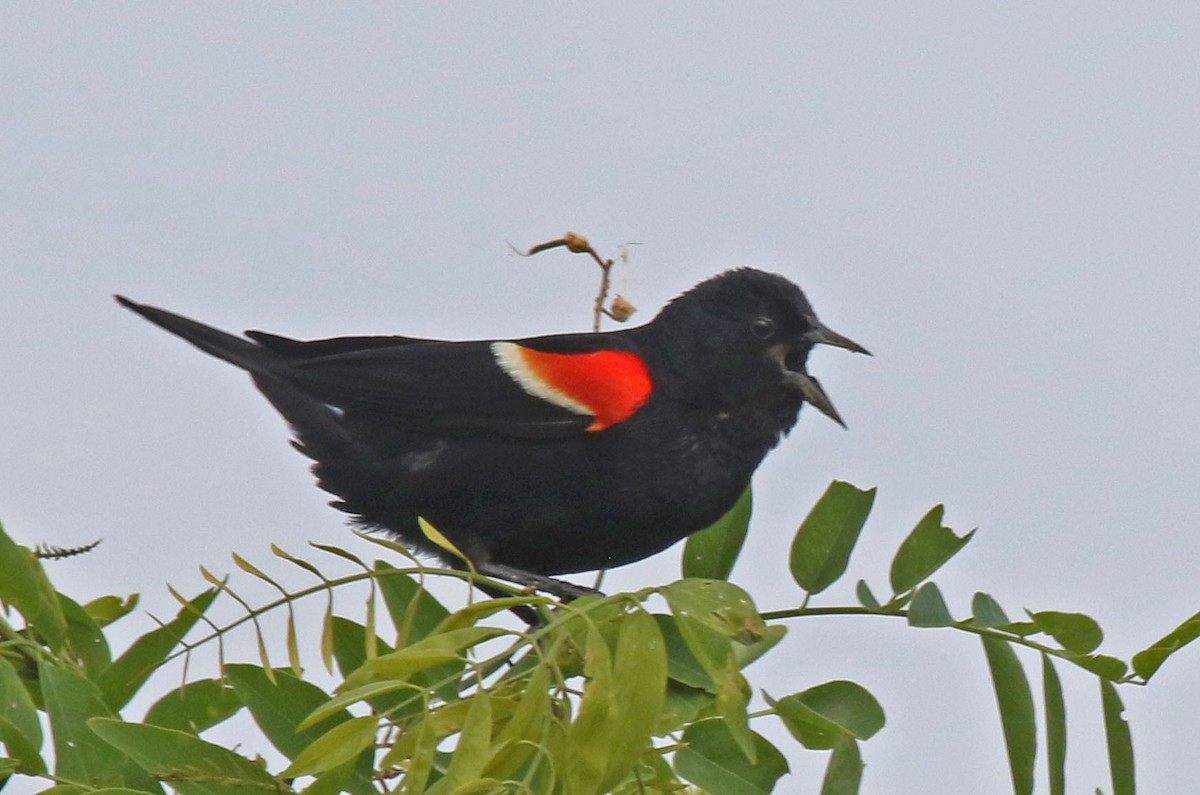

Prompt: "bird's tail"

[115,295,270,374]
[117,295,385,514]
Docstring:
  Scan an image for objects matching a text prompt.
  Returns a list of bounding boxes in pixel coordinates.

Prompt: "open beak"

[783,370,846,427]
[804,322,871,356]
[782,322,870,428]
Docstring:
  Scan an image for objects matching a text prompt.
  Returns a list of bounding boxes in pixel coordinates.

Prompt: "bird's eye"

[751,316,775,339]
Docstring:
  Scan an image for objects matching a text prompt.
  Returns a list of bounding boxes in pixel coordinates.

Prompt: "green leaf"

[562,612,665,795]
[795,681,885,741]
[310,542,367,569]
[0,714,47,774]
[303,756,370,795]
[683,485,752,580]
[1028,611,1103,655]
[59,594,112,676]
[656,614,715,691]
[495,663,552,748]
[40,662,155,790]
[434,779,505,795]
[771,692,845,750]
[97,587,219,711]
[768,680,885,750]
[40,662,121,787]
[789,481,876,595]
[599,609,667,792]
[88,717,276,794]
[820,737,863,795]
[612,752,679,795]
[981,636,1036,795]
[437,596,547,633]
[656,681,716,735]
[380,695,515,778]
[660,579,765,645]
[888,505,974,595]
[375,563,451,647]
[0,655,41,753]
[305,680,425,729]
[21,785,88,795]
[82,594,139,627]
[1064,653,1127,681]
[282,715,379,778]
[907,582,954,628]
[143,679,243,734]
[563,625,615,795]
[1042,654,1066,795]
[338,626,508,693]
[731,624,787,671]
[398,714,437,795]
[1131,607,1200,681]
[659,579,766,694]
[329,616,393,675]
[676,720,788,795]
[1099,680,1135,795]
[971,592,1011,628]
[328,617,446,719]
[416,517,468,565]
[662,610,734,691]
[714,665,756,765]
[855,580,880,610]
[224,662,373,794]
[661,580,761,762]
[222,667,374,795]
[0,522,67,648]
[429,690,492,793]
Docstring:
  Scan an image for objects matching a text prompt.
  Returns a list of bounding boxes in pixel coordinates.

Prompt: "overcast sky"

[3,5,1199,793]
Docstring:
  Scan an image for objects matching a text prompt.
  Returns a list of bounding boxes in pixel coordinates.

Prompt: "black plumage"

[117,268,867,596]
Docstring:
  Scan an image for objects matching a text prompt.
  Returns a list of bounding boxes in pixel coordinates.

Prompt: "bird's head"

[650,268,869,426]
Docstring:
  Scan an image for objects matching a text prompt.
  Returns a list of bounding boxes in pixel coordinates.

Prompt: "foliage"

[1,482,1197,793]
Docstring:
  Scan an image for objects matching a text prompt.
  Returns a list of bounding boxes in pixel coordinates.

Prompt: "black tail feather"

[115,295,266,373]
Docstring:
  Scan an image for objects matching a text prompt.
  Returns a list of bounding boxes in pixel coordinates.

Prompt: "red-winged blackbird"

[117,268,867,597]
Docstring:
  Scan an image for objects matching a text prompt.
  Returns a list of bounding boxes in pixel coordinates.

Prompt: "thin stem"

[509,231,616,332]
[762,604,1142,684]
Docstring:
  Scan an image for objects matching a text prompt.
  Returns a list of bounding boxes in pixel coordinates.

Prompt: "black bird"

[117,268,867,597]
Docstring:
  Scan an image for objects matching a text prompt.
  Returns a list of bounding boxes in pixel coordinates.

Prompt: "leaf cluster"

[1,482,1198,794]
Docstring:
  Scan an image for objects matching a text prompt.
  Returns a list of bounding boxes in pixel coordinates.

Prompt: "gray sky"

[3,4,1198,793]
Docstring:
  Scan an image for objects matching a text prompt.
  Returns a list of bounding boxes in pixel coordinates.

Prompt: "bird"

[116,268,868,598]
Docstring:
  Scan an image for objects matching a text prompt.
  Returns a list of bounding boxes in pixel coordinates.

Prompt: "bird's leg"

[464,562,602,627]
[475,561,602,601]
[467,579,545,627]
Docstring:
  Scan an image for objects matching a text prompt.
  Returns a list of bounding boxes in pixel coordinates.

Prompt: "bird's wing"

[272,333,655,439]
[246,330,434,357]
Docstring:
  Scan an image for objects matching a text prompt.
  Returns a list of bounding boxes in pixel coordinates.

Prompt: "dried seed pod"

[608,294,637,322]
[563,231,590,253]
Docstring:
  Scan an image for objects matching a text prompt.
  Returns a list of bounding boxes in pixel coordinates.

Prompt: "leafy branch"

[686,481,1185,795]
[1,481,1198,793]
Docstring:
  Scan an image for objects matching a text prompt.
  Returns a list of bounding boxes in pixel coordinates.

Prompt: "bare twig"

[510,231,637,332]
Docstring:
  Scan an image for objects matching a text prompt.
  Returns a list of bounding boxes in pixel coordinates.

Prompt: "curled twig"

[510,231,638,332]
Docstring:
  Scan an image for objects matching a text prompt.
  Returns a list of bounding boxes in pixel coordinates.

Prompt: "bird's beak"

[804,322,871,356]
[780,322,870,428]
[783,370,846,427]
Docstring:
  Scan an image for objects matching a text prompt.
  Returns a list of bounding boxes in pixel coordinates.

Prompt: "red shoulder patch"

[492,342,653,431]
